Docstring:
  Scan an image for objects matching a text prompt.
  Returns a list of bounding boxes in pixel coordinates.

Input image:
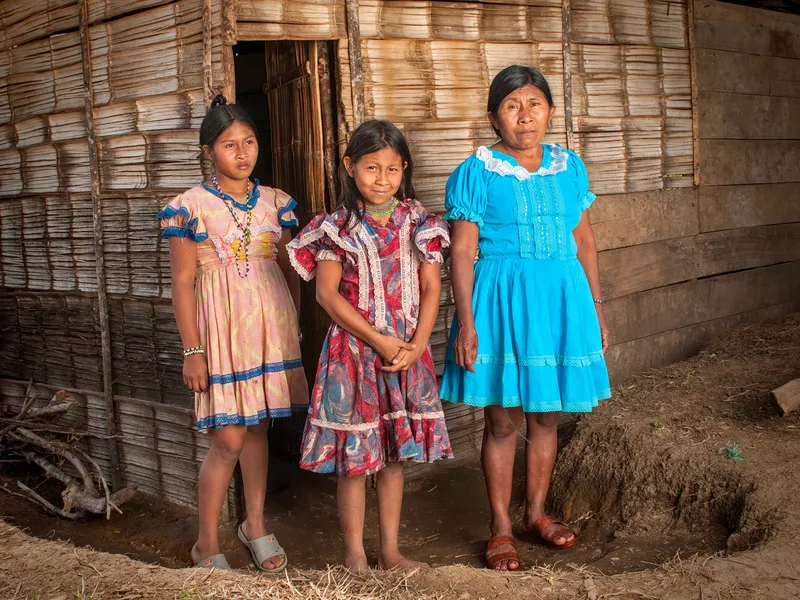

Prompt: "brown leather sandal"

[530,515,578,549]
[485,534,523,571]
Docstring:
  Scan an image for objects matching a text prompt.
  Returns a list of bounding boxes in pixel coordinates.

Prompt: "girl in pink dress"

[288,120,453,572]
[159,95,307,572]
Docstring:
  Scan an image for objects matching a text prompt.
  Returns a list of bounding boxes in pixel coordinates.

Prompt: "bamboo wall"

[0,0,797,502]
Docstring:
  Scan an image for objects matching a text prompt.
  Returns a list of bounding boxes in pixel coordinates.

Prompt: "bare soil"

[1,313,799,599]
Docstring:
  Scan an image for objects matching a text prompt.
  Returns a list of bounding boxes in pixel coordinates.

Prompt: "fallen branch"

[0,388,136,520]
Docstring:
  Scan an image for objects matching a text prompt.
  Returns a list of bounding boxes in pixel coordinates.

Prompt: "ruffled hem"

[441,388,611,413]
[196,404,308,431]
[449,350,605,368]
[278,198,300,228]
[444,206,484,227]
[208,358,303,386]
[299,411,454,477]
[581,191,597,211]
[158,205,209,242]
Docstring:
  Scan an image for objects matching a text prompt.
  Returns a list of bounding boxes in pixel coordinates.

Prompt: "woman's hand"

[383,336,427,373]
[183,354,209,392]
[596,305,609,354]
[374,334,417,367]
[454,324,479,373]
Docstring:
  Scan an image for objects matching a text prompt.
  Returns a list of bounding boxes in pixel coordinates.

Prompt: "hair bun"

[210,93,228,108]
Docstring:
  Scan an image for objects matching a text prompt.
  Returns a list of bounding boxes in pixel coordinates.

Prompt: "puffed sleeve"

[157,192,208,242]
[570,151,597,212]
[286,213,350,281]
[444,155,487,227]
[408,200,450,264]
[273,188,300,228]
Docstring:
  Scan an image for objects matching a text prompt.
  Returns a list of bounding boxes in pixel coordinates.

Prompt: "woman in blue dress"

[440,65,611,571]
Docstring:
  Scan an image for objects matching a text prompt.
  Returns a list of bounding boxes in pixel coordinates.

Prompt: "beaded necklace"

[363,196,398,219]
[211,175,253,278]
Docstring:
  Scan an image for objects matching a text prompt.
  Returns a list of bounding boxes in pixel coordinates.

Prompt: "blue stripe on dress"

[279,198,299,228]
[208,358,304,385]
[195,403,307,430]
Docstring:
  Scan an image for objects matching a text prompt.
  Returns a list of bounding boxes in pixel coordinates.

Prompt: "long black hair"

[487,65,554,136]
[199,94,259,148]
[338,119,415,230]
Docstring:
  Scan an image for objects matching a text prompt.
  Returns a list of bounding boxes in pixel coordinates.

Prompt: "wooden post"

[78,0,122,491]
[221,0,237,102]
[687,0,701,186]
[317,41,338,210]
[344,0,365,127]
[202,0,214,107]
[561,0,574,150]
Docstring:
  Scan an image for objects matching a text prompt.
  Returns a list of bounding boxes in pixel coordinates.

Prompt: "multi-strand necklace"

[363,196,398,219]
[211,175,253,278]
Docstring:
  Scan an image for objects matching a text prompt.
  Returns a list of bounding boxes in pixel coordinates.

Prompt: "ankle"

[490,516,513,537]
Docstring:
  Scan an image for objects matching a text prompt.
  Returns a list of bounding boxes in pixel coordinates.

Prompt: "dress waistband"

[478,254,578,262]
[197,257,275,276]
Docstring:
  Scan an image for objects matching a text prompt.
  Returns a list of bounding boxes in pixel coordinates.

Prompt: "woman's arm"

[574,212,609,353]
[315,260,416,365]
[168,237,208,391]
[449,220,480,372]
[276,229,301,314]
[383,261,441,372]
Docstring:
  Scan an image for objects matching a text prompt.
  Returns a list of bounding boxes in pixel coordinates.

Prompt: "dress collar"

[202,177,261,211]
[475,144,568,180]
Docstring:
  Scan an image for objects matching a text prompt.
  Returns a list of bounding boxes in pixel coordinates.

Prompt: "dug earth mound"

[1,315,799,599]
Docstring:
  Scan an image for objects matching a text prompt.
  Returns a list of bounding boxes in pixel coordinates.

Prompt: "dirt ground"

[1,313,799,599]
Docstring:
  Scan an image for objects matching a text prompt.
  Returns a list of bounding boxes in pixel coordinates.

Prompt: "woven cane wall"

[0,0,230,505]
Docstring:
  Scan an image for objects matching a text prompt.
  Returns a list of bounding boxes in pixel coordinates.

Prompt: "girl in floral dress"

[158,95,307,572]
[288,120,453,572]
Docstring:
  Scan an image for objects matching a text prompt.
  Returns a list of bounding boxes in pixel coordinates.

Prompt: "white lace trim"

[222,223,280,245]
[287,221,370,311]
[357,226,387,331]
[309,410,446,432]
[399,219,416,330]
[414,225,450,264]
[476,144,568,180]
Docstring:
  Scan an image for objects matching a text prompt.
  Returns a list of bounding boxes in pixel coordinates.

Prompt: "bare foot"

[378,553,430,571]
[241,519,286,570]
[344,550,370,573]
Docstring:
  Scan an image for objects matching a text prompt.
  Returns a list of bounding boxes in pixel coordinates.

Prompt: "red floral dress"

[287,199,454,477]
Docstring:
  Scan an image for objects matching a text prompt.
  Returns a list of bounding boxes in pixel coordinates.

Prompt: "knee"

[210,430,245,463]
[531,412,560,432]
[485,412,521,440]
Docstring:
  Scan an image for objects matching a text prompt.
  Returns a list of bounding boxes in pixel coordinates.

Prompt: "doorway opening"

[233,40,339,462]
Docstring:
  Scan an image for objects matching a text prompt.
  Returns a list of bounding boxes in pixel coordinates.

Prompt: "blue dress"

[439,144,611,412]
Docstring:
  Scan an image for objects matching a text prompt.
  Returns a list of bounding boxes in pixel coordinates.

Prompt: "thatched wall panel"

[97,131,202,190]
[0,79,10,124]
[101,191,175,298]
[20,144,59,193]
[0,0,78,50]
[0,124,13,149]
[108,298,189,405]
[0,149,22,195]
[85,0,178,25]
[0,194,96,291]
[235,0,346,39]
[88,1,203,105]
[8,71,56,119]
[15,117,49,148]
[570,0,687,48]
[48,110,87,142]
[0,294,103,391]
[56,140,92,192]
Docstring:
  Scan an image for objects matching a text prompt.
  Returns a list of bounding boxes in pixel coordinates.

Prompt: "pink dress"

[158,180,308,431]
[287,199,454,477]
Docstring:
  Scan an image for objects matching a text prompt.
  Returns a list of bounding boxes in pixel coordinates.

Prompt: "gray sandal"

[237,523,288,573]
[194,553,230,569]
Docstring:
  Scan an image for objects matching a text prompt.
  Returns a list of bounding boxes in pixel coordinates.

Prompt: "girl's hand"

[596,304,609,354]
[374,334,416,367]
[183,354,209,392]
[382,341,426,373]
[454,324,478,373]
